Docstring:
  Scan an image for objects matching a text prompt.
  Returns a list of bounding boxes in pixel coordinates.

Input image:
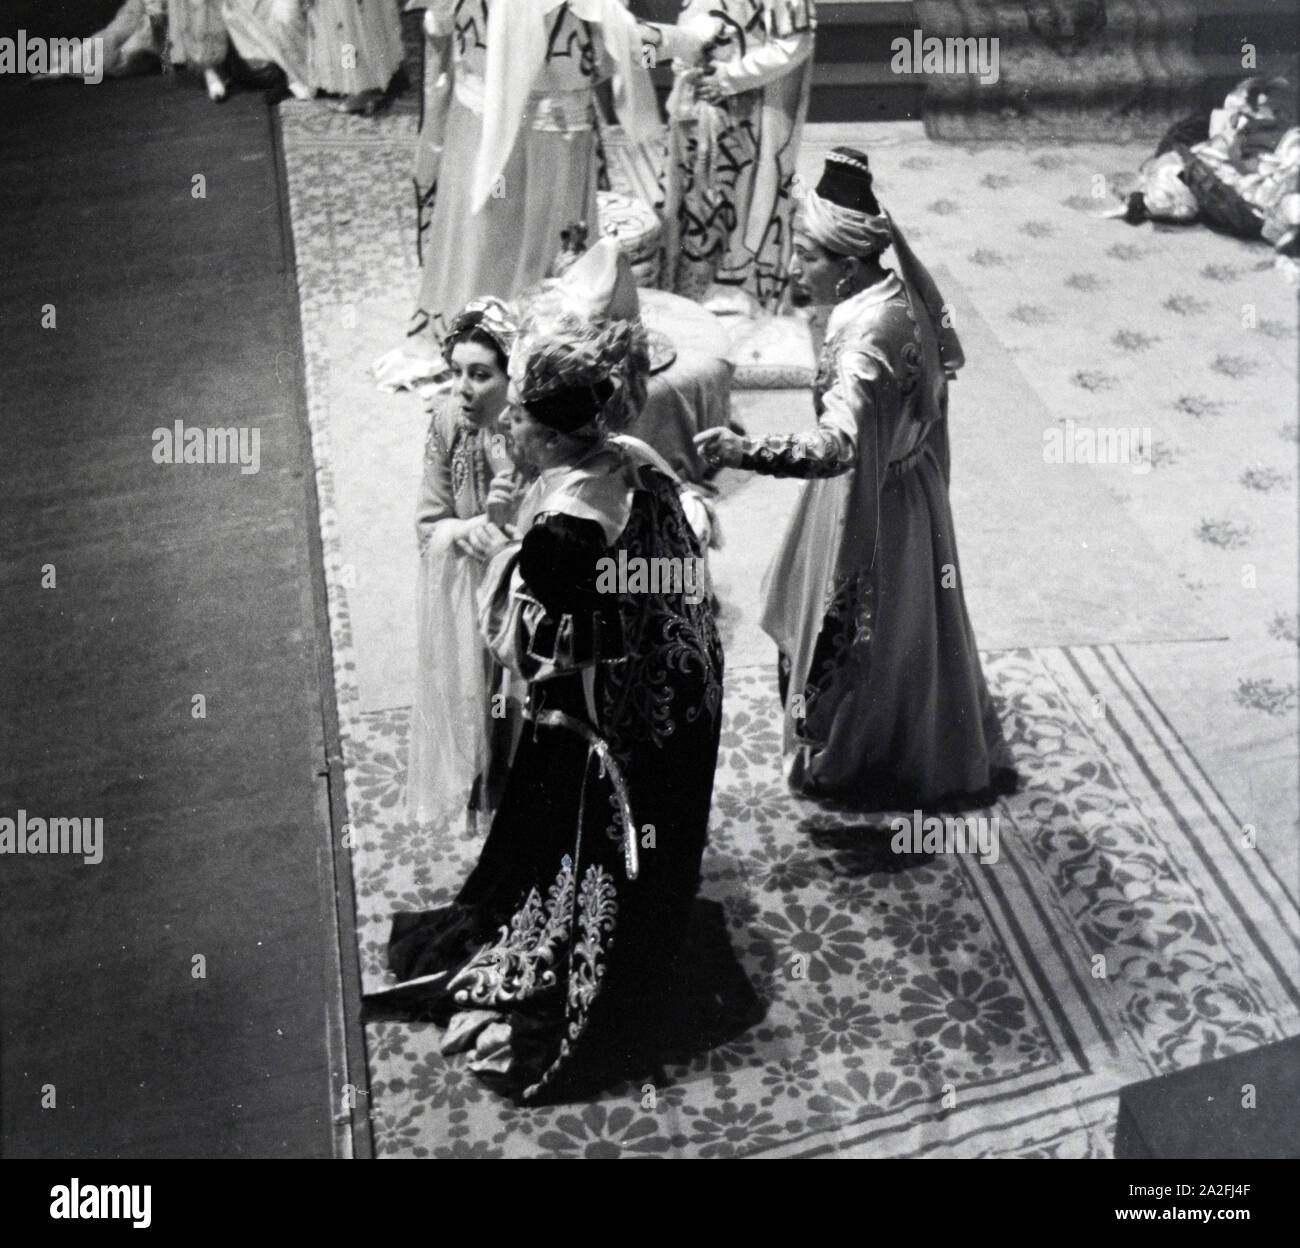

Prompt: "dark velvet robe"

[381,439,727,1103]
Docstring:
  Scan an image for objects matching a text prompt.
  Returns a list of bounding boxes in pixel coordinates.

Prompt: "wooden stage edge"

[268,104,374,1162]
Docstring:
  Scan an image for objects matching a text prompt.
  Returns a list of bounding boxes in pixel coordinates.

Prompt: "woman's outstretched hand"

[694,427,748,469]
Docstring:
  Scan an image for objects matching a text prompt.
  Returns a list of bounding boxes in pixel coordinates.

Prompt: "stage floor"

[278,104,1300,1156]
[0,76,360,1157]
[3,70,1294,1158]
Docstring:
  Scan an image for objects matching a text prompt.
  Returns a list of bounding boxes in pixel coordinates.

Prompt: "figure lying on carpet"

[1115,77,1300,263]
[32,0,240,100]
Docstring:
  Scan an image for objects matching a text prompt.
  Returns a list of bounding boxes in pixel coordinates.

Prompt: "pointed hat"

[550,235,641,322]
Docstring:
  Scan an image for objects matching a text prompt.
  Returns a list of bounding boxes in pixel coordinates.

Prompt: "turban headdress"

[798,147,965,375]
[441,296,519,368]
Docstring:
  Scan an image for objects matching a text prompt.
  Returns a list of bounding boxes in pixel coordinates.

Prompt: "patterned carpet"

[275,99,1300,1155]
[346,656,1297,1157]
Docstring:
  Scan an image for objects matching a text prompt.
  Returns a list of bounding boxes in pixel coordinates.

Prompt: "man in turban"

[696,147,1017,810]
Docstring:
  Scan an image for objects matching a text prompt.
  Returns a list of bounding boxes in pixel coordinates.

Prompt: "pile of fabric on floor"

[23,0,167,81]
[1116,76,1300,278]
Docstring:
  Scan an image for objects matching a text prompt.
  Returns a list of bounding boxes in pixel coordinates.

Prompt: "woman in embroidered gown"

[408,299,522,829]
[660,0,815,313]
[375,308,725,1103]
[696,148,1016,810]
[409,0,696,342]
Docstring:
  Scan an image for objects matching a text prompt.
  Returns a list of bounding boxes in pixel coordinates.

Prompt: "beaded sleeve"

[738,346,884,477]
[737,425,856,477]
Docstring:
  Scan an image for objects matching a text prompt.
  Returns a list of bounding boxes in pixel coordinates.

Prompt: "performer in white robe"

[407,0,695,343]
[659,0,815,313]
[304,0,404,107]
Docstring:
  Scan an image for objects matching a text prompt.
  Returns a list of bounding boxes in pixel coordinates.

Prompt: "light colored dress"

[407,397,516,826]
[414,1,604,338]
[165,0,230,68]
[305,0,403,95]
[222,0,312,86]
[756,271,1015,807]
[412,0,662,340]
[660,0,815,309]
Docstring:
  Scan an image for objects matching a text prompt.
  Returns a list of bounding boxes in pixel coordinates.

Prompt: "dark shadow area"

[802,820,937,877]
[0,71,352,1158]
